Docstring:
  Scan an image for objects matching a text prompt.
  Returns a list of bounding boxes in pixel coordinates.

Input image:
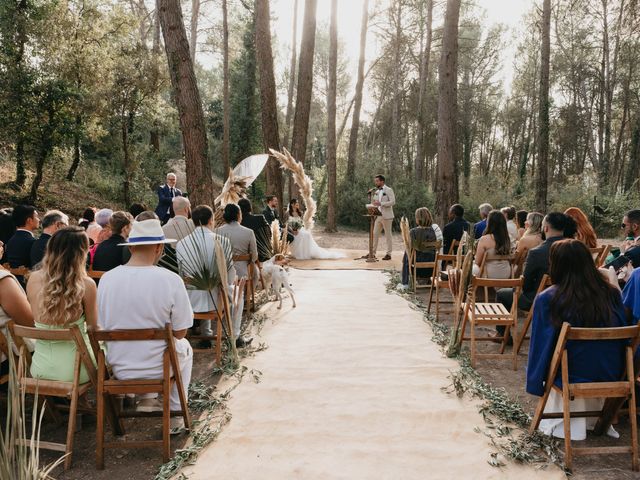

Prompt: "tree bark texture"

[325,0,338,232]
[434,0,461,226]
[283,0,299,150]
[290,0,317,200]
[345,0,369,178]
[222,0,230,174]
[535,0,551,212]
[189,0,200,62]
[255,0,284,208]
[157,0,214,207]
[414,0,433,182]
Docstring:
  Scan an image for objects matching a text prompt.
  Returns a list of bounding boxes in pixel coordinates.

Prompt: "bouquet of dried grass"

[400,216,411,257]
[270,220,289,257]
[269,148,317,231]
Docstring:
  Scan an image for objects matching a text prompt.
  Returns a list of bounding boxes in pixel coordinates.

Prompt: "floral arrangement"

[288,217,304,232]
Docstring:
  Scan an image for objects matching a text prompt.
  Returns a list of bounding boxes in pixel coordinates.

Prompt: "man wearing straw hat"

[97,218,193,433]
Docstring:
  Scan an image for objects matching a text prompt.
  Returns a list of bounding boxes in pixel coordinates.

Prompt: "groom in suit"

[155,173,183,224]
[372,175,396,261]
[263,195,294,243]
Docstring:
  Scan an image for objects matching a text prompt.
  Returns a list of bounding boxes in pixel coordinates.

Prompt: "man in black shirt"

[92,211,133,272]
[30,210,68,268]
[442,204,470,254]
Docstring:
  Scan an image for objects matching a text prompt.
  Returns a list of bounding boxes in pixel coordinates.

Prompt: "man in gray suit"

[214,203,258,348]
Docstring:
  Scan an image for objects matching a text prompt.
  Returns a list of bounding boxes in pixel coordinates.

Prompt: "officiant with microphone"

[371,175,396,260]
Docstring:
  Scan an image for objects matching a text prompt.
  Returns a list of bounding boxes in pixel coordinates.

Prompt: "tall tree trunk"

[157,0,213,207]
[122,107,132,206]
[150,9,162,154]
[325,0,338,232]
[14,0,28,187]
[625,114,640,193]
[414,0,433,182]
[283,0,299,150]
[255,0,284,211]
[222,0,230,174]
[67,114,83,180]
[535,0,551,212]
[389,0,402,177]
[434,0,461,226]
[189,0,200,62]
[290,0,317,200]
[345,0,369,178]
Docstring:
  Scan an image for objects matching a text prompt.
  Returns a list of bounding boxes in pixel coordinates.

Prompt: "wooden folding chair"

[185,289,226,365]
[2,263,29,281]
[590,245,611,268]
[89,325,192,469]
[87,267,106,282]
[448,239,460,255]
[8,322,114,470]
[530,322,640,471]
[433,247,464,317]
[233,254,256,312]
[410,240,441,295]
[512,247,528,278]
[514,274,552,355]
[460,276,523,370]
[477,252,516,300]
[0,329,11,386]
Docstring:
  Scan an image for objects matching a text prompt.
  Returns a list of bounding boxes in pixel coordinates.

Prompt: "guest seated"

[92,211,134,272]
[619,210,640,268]
[128,202,147,219]
[26,227,97,383]
[473,210,512,279]
[0,244,34,381]
[176,206,249,348]
[516,210,528,240]
[79,207,96,233]
[527,239,626,439]
[162,197,194,244]
[516,212,543,254]
[6,205,40,286]
[622,266,640,324]
[97,219,193,429]
[94,208,114,244]
[443,204,470,254]
[239,198,272,262]
[0,208,15,263]
[495,212,576,340]
[401,208,438,288]
[30,210,69,268]
[473,203,492,239]
[565,207,597,248]
[501,206,518,249]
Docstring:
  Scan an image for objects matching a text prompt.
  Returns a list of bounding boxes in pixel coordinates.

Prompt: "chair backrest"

[448,239,460,255]
[9,321,97,386]
[512,247,528,278]
[536,273,552,296]
[87,268,106,280]
[592,245,611,268]
[412,240,442,254]
[411,241,442,267]
[478,252,515,277]
[2,263,29,278]
[233,254,251,262]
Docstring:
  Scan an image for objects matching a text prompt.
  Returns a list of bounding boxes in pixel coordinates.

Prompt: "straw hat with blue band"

[118,219,177,246]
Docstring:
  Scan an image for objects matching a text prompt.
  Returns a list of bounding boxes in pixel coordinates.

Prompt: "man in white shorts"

[97,218,193,432]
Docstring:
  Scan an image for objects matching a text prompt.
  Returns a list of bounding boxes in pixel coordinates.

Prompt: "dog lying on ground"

[261,254,296,309]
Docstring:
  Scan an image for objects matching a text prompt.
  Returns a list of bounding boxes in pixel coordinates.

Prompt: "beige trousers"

[373,217,393,257]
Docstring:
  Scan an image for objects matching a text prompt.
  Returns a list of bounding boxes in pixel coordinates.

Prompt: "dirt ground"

[2,227,633,479]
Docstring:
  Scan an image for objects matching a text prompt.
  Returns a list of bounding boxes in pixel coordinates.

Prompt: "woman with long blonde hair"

[27,227,97,382]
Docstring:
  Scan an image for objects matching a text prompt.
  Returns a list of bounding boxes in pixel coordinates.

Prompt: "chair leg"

[511,321,518,371]
[215,316,222,367]
[96,390,105,469]
[162,380,171,462]
[515,310,533,356]
[562,358,572,471]
[427,282,435,314]
[435,287,440,320]
[628,349,639,471]
[470,317,476,369]
[64,389,79,470]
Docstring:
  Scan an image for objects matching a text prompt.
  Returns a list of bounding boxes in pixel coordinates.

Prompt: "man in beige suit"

[162,197,195,244]
[372,174,396,260]
[214,203,258,348]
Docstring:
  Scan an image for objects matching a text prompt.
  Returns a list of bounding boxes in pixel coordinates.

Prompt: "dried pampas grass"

[270,220,289,256]
[269,148,317,231]
[400,216,411,256]
[213,168,252,226]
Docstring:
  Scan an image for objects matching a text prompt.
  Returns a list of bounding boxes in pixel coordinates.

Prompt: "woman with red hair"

[564,207,598,248]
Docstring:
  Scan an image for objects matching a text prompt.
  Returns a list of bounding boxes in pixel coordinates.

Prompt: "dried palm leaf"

[400,216,411,257]
[269,148,317,231]
[215,238,238,362]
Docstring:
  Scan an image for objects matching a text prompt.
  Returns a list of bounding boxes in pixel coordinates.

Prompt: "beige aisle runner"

[184,269,563,480]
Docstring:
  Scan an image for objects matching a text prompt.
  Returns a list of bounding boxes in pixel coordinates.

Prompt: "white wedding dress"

[289,227,346,260]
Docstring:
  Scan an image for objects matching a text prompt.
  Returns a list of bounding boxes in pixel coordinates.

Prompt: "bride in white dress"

[285,199,346,260]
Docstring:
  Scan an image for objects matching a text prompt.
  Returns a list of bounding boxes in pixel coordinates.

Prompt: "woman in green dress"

[26,227,97,383]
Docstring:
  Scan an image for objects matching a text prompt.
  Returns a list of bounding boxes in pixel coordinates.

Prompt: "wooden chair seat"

[530,323,640,472]
[8,321,120,470]
[460,276,524,370]
[89,325,192,469]
[434,253,458,317]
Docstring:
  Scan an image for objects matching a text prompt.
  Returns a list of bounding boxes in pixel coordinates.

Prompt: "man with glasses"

[155,173,183,224]
[30,210,69,268]
[620,210,640,268]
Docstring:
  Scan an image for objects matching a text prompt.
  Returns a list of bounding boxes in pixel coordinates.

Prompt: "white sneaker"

[396,284,409,292]
[136,398,163,413]
[170,417,185,435]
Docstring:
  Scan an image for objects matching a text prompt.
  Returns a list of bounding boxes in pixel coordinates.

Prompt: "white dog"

[261,254,296,309]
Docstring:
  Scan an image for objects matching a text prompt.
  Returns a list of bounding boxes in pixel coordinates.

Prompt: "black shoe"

[382,254,392,261]
[196,339,213,349]
[236,337,253,349]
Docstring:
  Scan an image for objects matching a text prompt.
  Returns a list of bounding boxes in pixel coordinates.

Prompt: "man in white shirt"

[371,174,396,261]
[97,218,193,432]
[176,205,251,348]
